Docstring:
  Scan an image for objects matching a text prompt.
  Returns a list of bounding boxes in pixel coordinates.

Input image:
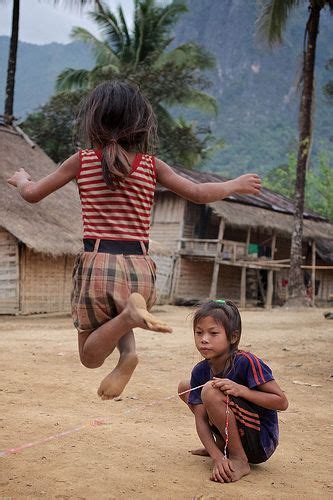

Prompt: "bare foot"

[125,293,172,333]
[230,458,250,482]
[189,448,210,456]
[97,352,138,400]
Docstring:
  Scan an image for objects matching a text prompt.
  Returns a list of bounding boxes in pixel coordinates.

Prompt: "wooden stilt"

[311,240,316,307]
[266,232,276,309]
[209,220,225,299]
[240,267,246,308]
[240,228,251,308]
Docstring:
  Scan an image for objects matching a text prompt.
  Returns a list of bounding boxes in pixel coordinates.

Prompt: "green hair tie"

[214,299,226,304]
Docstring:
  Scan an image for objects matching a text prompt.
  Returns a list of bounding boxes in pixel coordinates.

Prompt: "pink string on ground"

[0,383,230,459]
[0,419,109,458]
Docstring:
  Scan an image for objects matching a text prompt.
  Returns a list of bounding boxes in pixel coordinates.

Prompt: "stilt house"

[151,166,333,307]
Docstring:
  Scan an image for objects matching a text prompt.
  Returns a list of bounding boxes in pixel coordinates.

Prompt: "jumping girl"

[178,300,288,483]
[8,81,261,401]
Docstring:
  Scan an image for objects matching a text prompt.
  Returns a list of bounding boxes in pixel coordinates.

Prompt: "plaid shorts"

[71,251,157,334]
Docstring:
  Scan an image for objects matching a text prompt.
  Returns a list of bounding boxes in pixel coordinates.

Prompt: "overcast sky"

[0,0,135,45]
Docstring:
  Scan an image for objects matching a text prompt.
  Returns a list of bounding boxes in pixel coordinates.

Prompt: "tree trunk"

[288,3,321,305]
[4,0,20,124]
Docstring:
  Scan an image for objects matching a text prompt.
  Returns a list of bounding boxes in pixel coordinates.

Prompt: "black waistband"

[83,239,149,255]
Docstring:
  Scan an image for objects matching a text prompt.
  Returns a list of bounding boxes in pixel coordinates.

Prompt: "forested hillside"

[172,0,333,174]
[0,0,332,174]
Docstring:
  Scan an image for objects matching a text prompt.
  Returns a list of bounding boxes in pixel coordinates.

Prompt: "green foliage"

[256,0,302,46]
[264,150,333,221]
[263,152,297,198]
[306,150,333,221]
[55,0,221,168]
[21,91,85,163]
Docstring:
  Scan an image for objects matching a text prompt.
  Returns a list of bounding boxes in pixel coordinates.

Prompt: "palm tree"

[56,0,217,165]
[257,0,333,304]
[2,0,100,125]
[3,0,19,123]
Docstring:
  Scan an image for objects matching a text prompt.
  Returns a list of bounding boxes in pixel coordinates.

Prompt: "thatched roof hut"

[153,166,333,306]
[1,125,82,256]
[0,124,82,314]
[157,165,333,241]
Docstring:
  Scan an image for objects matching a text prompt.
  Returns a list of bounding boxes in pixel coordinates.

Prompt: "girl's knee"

[201,381,224,405]
[80,352,104,369]
[178,379,190,402]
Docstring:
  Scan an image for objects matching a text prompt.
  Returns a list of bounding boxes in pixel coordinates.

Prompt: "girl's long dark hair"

[77,81,157,187]
[193,300,242,376]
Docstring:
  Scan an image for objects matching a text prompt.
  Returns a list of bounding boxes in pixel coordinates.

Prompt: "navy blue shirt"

[188,350,279,457]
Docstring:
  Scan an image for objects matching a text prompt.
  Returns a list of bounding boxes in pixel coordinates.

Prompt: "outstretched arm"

[7,152,80,203]
[156,158,261,204]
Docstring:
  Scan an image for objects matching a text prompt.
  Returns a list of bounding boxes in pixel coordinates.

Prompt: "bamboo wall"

[173,258,242,303]
[151,253,174,304]
[151,194,185,251]
[20,248,75,314]
[0,228,19,314]
[316,270,333,303]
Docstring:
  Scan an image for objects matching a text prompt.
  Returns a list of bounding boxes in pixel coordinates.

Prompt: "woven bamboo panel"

[0,227,19,314]
[20,248,75,314]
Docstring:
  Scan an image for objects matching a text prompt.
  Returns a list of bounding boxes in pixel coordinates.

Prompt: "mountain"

[0,37,93,120]
[172,0,333,174]
[0,0,332,174]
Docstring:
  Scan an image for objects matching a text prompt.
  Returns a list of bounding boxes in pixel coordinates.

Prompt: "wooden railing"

[179,238,248,261]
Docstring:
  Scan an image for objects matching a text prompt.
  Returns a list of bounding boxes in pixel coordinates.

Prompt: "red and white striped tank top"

[77,149,156,242]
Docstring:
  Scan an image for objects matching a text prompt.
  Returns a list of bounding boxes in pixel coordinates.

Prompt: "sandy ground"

[0,305,333,499]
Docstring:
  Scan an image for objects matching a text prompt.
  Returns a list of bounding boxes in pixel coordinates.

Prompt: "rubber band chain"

[0,383,230,459]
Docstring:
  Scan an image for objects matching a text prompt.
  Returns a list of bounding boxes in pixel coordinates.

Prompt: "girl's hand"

[7,168,31,188]
[211,458,235,483]
[212,377,246,398]
[233,173,261,196]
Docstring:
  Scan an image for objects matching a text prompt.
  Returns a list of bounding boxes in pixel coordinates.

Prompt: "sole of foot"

[126,293,172,333]
[97,352,139,400]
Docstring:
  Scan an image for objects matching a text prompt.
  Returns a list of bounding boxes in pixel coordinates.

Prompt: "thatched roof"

[157,166,333,240]
[1,125,82,256]
[209,200,333,240]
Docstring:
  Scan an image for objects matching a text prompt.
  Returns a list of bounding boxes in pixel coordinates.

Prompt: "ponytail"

[77,81,158,186]
[101,139,132,188]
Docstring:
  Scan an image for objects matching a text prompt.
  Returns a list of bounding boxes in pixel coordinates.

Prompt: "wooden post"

[209,220,225,299]
[240,227,251,308]
[311,240,316,307]
[266,232,276,309]
[246,227,251,257]
[240,267,246,308]
[170,200,186,303]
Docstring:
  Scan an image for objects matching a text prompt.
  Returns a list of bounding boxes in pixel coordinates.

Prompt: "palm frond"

[88,6,125,54]
[117,5,131,46]
[164,88,218,116]
[156,43,215,71]
[256,0,301,46]
[155,2,187,31]
[56,68,91,91]
[70,26,118,65]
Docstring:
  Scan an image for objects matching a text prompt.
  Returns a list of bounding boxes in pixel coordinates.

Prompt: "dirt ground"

[0,305,333,499]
